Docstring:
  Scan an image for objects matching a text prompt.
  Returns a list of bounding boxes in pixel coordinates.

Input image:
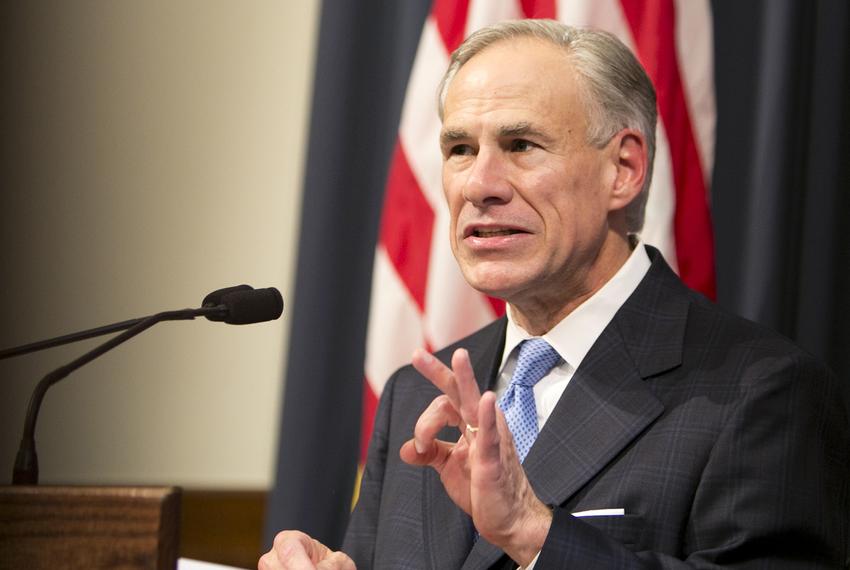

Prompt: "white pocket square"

[571,508,625,517]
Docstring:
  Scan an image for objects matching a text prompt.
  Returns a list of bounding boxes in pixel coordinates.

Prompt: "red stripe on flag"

[433,0,471,53]
[620,0,716,299]
[380,143,435,311]
[520,0,556,19]
[359,379,379,464]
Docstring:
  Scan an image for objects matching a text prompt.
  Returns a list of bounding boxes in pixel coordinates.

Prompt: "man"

[262,20,849,569]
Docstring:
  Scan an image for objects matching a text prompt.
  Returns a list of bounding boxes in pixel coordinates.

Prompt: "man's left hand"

[259,531,356,570]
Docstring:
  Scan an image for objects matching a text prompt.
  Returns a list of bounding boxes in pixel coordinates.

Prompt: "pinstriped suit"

[343,247,849,568]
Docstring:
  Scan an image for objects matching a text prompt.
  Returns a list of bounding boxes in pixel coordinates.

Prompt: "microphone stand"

[12,305,227,485]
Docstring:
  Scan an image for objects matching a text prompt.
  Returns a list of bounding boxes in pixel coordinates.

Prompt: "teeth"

[474,229,516,237]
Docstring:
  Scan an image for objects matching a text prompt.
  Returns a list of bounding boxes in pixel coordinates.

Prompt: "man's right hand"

[259,531,355,570]
[398,348,552,567]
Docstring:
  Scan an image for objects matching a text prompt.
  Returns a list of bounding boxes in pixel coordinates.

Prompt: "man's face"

[441,38,620,309]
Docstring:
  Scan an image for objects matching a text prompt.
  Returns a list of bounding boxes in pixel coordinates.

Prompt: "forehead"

[442,37,588,133]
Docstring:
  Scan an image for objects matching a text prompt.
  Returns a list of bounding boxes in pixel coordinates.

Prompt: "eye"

[510,139,535,152]
[449,144,475,156]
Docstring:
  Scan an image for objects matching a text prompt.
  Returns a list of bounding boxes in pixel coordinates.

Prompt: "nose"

[462,147,513,207]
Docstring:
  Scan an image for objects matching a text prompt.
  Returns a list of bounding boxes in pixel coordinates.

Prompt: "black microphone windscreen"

[203,285,254,321]
[221,288,283,325]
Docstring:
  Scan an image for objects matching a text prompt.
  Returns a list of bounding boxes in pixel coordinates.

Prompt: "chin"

[460,263,525,300]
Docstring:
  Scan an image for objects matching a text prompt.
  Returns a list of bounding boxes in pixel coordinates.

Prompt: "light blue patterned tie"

[498,339,562,464]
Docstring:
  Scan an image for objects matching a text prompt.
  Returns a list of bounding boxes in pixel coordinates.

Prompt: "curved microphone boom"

[10,285,283,485]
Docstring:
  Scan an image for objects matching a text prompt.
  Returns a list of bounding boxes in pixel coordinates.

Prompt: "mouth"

[464,224,529,239]
[472,228,522,237]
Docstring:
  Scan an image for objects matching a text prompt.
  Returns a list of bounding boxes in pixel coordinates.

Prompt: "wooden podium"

[0,485,181,570]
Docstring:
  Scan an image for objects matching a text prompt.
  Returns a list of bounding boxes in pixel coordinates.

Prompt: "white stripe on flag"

[557,0,634,42]
[364,246,426,395]
[466,0,522,35]
[675,0,716,188]
[642,122,679,271]
[399,18,450,213]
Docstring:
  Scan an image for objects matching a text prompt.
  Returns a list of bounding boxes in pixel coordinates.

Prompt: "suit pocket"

[578,514,642,548]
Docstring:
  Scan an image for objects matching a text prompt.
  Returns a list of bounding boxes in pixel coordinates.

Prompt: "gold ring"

[465,423,479,434]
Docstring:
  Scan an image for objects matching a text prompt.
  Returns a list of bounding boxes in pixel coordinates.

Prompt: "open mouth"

[464,223,528,238]
[472,228,522,238]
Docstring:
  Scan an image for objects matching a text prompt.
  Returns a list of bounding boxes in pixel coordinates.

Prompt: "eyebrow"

[498,122,552,142]
[439,122,554,147]
[440,128,469,147]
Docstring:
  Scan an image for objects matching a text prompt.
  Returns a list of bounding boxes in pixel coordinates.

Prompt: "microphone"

[215,287,284,325]
[9,285,283,484]
[202,284,254,313]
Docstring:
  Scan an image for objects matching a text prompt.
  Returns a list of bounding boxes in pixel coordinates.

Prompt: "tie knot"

[511,339,562,388]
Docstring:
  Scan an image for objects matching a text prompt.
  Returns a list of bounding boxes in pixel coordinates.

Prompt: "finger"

[282,543,317,570]
[272,530,314,555]
[258,551,277,570]
[411,394,463,454]
[316,551,356,570]
[452,349,482,428]
[412,348,462,407]
[476,391,503,466]
[491,394,522,466]
[400,437,457,467]
[269,531,318,569]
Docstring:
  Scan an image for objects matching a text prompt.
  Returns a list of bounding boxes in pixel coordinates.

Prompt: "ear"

[607,129,648,212]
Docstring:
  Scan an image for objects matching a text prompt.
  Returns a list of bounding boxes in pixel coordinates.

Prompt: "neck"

[509,234,634,335]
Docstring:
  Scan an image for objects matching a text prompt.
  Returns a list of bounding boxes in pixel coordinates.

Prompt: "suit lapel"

[523,251,688,509]
[522,328,665,507]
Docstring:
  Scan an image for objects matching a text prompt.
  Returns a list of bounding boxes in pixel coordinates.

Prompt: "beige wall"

[0,1,320,489]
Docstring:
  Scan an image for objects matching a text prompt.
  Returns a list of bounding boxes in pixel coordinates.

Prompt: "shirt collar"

[501,242,652,372]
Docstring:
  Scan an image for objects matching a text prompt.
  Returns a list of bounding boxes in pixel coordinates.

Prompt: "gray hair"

[437,20,657,233]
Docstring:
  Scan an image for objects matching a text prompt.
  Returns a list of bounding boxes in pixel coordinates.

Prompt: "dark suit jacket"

[343,248,849,568]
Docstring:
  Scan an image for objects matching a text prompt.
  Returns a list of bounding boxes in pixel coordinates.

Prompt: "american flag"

[360,0,716,465]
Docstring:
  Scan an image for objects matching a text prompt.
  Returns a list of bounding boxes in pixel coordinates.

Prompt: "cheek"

[445,202,463,252]
[533,171,578,224]
[447,213,460,248]
[542,185,603,243]
[443,171,464,209]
